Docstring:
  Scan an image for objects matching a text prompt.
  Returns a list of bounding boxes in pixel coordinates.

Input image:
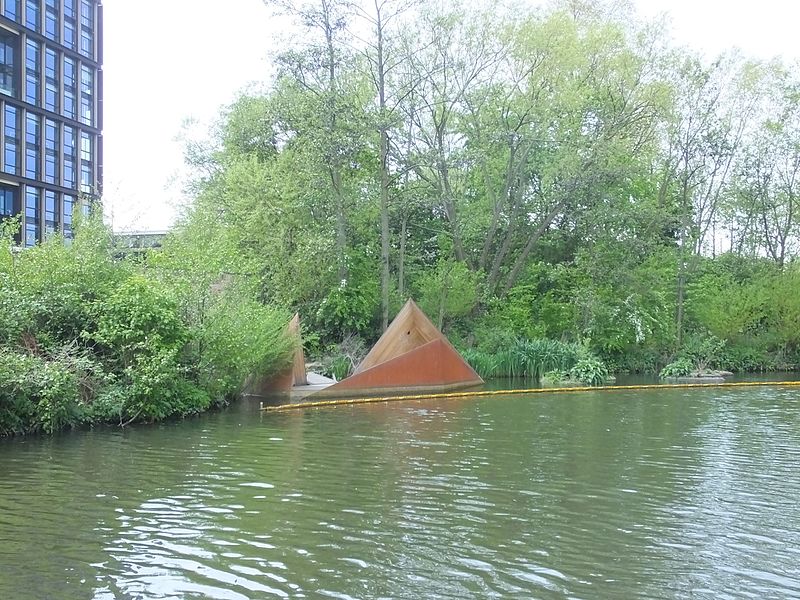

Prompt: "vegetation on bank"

[0,218,294,436]
[177,0,800,382]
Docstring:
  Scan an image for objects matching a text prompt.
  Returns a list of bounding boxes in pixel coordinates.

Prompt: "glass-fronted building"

[0,0,102,245]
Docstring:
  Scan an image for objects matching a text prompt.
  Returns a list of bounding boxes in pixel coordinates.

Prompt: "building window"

[63,193,73,238]
[25,38,39,106]
[25,111,39,179]
[44,118,57,184]
[24,0,38,31]
[45,47,58,112]
[44,189,57,234]
[0,186,13,217]
[25,185,38,246]
[44,0,59,42]
[0,30,17,97]
[4,0,19,22]
[63,124,75,187]
[63,0,76,50]
[3,105,18,174]
[80,130,91,193]
[63,56,75,119]
[80,65,92,125]
[79,0,93,59]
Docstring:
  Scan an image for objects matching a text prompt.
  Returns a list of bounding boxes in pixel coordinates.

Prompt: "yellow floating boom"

[262,380,800,412]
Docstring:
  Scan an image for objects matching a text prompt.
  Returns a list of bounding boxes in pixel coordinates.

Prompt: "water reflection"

[0,387,798,598]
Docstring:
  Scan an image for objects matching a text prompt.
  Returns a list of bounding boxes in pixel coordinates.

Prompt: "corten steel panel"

[355,299,444,373]
[247,369,294,395]
[288,313,307,386]
[245,313,307,394]
[315,299,484,398]
[313,339,484,399]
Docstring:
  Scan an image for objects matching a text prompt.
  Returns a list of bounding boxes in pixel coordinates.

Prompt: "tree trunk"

[399,213,406,298]
[676,262,686,349]
[324,7,347,280]
[377,10,390,331]
[500,201,565,296]
[330,167,348,280]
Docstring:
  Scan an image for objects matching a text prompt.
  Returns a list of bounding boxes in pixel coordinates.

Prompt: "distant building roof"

[113,231,168,250]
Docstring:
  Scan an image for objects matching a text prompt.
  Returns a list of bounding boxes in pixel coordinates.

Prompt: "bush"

[317,334,368,381]
[0,215,295,436]
[541,369,571,385]
[195,295,294,400]
[679,334,726,372]
[570,356,610,386]
[660,357,693,379]
[0,348,95,435]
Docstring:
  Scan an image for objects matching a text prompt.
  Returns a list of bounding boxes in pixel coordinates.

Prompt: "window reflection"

[25,185,39,246]
[25,39,39,106]
[0,30,17,97]
[3,105,19,175]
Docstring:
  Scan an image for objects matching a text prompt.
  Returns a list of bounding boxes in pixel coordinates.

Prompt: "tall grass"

[463,338,582,380]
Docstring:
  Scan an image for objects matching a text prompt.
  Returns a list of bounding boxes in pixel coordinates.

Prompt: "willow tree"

[265,0,369,281]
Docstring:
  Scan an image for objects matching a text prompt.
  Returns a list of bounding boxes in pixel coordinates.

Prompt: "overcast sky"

[102,0,800,232]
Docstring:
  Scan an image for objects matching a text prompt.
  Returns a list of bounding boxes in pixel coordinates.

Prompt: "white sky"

[102,0,800,232]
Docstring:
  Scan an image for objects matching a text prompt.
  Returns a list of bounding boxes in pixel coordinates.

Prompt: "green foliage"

[463,335,611,384]
[0,346,101,435]
[315,272,380,340]
[659,358,693,379]
[569,356,610,386]
[316,335,368,381]
[463,337,583,380]
[0,214,294,436]
[716,344,779,373]
[686,258,774,342]
[768,266,800,351]
[92,275,188,362]
[165,0,800,388]
[541,369,572,386]
[196,295,294,400]
[416,260,481,329]
[679,334,727,371]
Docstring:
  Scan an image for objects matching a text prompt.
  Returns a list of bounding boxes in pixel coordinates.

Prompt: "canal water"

[1,386,799,599]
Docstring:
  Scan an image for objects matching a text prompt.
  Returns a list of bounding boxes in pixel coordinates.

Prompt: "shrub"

[570,356,610,386]
[318,334,368,380]
[0,348,95,435]
[195,295,294,400]
[0,215,295,436]
[679,334,726,371]
[541,369,571,385]
[660,357,693,379]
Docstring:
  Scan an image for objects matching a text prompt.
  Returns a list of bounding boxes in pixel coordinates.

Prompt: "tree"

[659,53,765,347]
[729,64,800,266]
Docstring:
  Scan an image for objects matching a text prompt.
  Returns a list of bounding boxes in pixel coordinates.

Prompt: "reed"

[463,338,583,380]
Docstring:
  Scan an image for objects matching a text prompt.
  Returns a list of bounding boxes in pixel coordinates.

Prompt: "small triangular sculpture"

[246,313,307,394]
[313,299,483,398]
[288,313,308,386]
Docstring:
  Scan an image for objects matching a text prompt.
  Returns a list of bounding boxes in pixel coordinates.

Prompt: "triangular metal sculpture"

[288,313,308,386]
[246,313,307,394]
[312,299,483,398]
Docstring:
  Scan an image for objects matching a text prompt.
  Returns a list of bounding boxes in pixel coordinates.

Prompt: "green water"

[1,386,799,599]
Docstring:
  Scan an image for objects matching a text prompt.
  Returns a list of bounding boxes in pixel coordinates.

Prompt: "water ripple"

[0,387,799,598]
